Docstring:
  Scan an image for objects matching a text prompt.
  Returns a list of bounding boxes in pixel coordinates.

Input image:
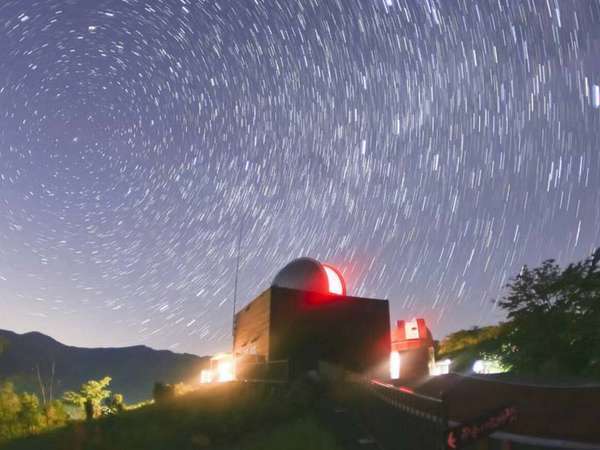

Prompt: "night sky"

[1,0,600,356]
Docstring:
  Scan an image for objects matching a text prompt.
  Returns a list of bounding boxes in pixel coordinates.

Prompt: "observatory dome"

[272,257,346,296]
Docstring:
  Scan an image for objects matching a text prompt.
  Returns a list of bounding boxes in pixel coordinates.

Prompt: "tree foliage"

[62,376,124,420]
[438,325,507,356]
[496,249,600,377]
[439,250,600,378]
[1,375,127,443]
[62,376,112,408]
[0,382,68,443]
[104,393,125,415]
[42,400,69,428]
[437,324,509,372]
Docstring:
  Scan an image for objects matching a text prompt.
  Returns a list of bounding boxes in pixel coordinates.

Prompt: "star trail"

[1,0,599,355]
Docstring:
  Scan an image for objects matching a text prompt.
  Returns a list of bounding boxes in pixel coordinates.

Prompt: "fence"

[358,379,598,450]
[354,379,448,450]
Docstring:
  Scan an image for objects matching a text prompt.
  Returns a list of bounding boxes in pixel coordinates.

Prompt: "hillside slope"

[0,382,341,450]
[0,329,208,403]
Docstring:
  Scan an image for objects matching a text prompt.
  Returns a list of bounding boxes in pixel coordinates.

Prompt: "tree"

[104,393,125,415]
[84,399,94,421]
[63,377,113,420]
[0,382,68,443]
[496,250,600,377]
[43,400,68,429]
[438,325,507,356]
[17,393,43,434]
[437,325,508,372]
[0,382,21,441]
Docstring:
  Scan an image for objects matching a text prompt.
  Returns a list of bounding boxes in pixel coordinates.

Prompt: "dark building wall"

[233,289,271,358]
[394,347,432,381]
[391,319,435,381]
[234,286,391,376]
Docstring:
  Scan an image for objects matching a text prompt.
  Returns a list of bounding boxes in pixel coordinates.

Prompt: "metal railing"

[233,360,600,450]
[356,379,448,450]
[364,380,598,450]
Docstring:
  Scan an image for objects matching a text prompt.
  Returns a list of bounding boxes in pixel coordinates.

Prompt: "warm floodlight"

[209,353,235,383]
[217,359,235,382]
[199,369,213,384]
[390,351,401,379]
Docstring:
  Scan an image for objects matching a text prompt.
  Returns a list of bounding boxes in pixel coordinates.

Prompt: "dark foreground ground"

[7,373,597,450]
[0,382,344,450]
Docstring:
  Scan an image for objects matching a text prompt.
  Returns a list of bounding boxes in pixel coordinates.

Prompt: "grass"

[0,382,342,450]
[232,415,342,450]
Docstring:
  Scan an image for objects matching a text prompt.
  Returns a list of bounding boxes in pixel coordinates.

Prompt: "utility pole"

[232,216,244,352]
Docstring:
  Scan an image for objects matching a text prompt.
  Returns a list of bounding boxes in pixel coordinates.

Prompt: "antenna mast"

[232,216,243,346]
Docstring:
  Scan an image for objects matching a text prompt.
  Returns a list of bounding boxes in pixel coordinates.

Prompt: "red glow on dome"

[322,264,345,295]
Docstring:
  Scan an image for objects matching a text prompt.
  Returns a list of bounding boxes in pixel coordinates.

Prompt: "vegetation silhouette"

[62,377,114,420]
[0,381,68,444]
[440,249,600,378]
[0,380,340,450]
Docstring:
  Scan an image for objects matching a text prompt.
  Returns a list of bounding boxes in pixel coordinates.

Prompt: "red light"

[322,264,345,295]
[399,386,414,394]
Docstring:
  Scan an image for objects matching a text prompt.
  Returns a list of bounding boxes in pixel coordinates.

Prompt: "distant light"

[323,264,345,295]
[199,369,213,384]
[593,85,600,108]
[210,353,236,382]
[472,358,506,374]
[216,359,235,382]
[473,360,485,374]
[390,351,401,379]
[430,359,451,376]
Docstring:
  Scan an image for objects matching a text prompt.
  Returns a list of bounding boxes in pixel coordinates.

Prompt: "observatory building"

[390,318,435,380]
[233,257,391,378]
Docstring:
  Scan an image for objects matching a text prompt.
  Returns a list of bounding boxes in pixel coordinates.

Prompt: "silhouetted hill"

[0,329,208,403]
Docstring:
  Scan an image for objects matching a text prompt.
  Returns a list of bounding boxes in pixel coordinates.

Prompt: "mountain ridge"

[0,328,209,403]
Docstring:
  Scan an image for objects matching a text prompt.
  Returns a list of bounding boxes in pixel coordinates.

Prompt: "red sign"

[446,406,518,449]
